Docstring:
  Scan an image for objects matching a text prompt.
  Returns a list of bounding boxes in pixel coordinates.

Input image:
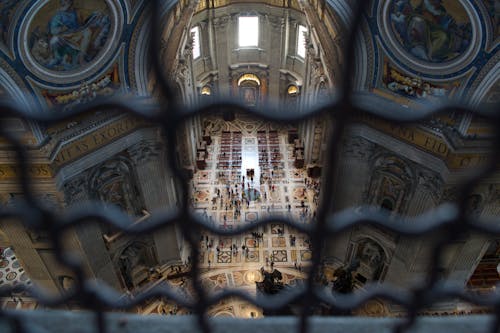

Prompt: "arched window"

[287,85,299,96]
[297,25,308,58]
[191,26,201,59]
[201,85,211,96]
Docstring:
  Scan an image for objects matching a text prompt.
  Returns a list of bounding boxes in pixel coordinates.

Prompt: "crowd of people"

[189,128,322,271]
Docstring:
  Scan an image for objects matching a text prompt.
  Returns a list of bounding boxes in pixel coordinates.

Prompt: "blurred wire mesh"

[0,1,499,333]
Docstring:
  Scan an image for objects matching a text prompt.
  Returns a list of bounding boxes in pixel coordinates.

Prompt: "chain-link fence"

[0,1,499,333]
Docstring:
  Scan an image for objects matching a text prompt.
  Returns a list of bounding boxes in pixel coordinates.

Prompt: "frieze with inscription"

[52,116,147,168]
[358,115,493,170]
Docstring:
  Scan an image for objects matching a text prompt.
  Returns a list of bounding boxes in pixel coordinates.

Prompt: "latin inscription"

[0,164,53,180]
[361,116,491,169]
[53,117,141,168]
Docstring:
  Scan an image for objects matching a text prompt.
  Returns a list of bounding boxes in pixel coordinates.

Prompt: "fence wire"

[0,1,499,333]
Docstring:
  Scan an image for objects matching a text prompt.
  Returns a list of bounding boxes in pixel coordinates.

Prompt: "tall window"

[297,25,308,58]
[191,26,201,59]
[238,16,259,47]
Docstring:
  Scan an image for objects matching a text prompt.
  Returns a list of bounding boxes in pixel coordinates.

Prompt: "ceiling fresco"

[389,0,472,63]
[362,0,499,106]
[375,0,485,78]
[0,0,495,108]
[17,0,124,85]
[484,0,500,45]
[27,0,112,72]
[0,1,20,50]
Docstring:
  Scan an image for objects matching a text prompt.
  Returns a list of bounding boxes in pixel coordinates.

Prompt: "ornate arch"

[88,156,144,217]
[365,153,416,214]
[113,240,155,289]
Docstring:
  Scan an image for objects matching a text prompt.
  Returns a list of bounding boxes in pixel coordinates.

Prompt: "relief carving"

[416,169,443,200]
[89,157,144,216]
[213,15,230,30]
[342,136,376,159]
[364,153,415,214]
[127,140,162,164]
[63,173,88,204]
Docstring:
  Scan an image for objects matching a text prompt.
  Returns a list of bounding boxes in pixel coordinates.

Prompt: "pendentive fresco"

[389,0,472,63]
[28,0,111,71]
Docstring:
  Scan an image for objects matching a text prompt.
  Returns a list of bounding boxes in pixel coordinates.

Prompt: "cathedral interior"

[0,0,499,320]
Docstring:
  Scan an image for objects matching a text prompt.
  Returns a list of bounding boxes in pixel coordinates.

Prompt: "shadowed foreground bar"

[0,312,496,333]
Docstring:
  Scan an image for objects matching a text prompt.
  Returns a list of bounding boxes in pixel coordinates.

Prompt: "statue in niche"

[355,239,385,281]
[317,80,329,101]
[465,194,483,218]
[119,242,148,290]
[90,159,143,217]
[360,242,383,267]
[101,181,127,212]
[366,155,415,213]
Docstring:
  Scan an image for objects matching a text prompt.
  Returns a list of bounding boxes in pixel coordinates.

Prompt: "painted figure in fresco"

[383,62,450,100]
[31,28,51,64]
[487,0,500,38]
[390,0,472,62]
[0,0,18,44]
[30,0,111,70]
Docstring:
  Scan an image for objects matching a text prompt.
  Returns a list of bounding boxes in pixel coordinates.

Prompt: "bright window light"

[191,26,201,59]
[297,25,308,58]
[238,16,259,47]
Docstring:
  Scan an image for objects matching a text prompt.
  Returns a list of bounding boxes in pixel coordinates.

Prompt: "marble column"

[63,174,122,289]
[446,185,500,286]
[213,15,230,98]
[323,136,375,264]
[0,216,61,293]
[128,140,181,265]
[266,16,285,108]
[405,169,443,217]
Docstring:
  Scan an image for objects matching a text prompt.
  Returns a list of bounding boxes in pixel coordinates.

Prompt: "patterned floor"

[0,247,32,289]
[190,116,321,275]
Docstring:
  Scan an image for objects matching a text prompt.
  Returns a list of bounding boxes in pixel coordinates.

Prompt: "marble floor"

[189,117,322,305]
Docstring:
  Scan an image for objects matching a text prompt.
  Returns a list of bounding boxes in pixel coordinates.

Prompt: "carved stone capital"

[441,186,459,203]
[127,140,162,164]
[63,173,88,204]
[417,169,443,196]
[213,15,230,30]
[266,15,284,30]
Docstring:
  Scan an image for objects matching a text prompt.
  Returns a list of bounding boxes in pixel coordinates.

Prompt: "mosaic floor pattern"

[190,117,321,275]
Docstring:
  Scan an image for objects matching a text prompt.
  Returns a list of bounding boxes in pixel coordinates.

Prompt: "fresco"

[0,0,20,46]
[485,0,500,41]
[389,0,472,62]
[28,0,111,71]
[42,64,120,111]
[382,62,458,100]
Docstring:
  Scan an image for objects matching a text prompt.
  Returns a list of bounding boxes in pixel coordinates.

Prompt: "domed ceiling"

[361,0,499,103]
[0,0,148,112]
[0,0,497,110]
[19,0,121,84]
